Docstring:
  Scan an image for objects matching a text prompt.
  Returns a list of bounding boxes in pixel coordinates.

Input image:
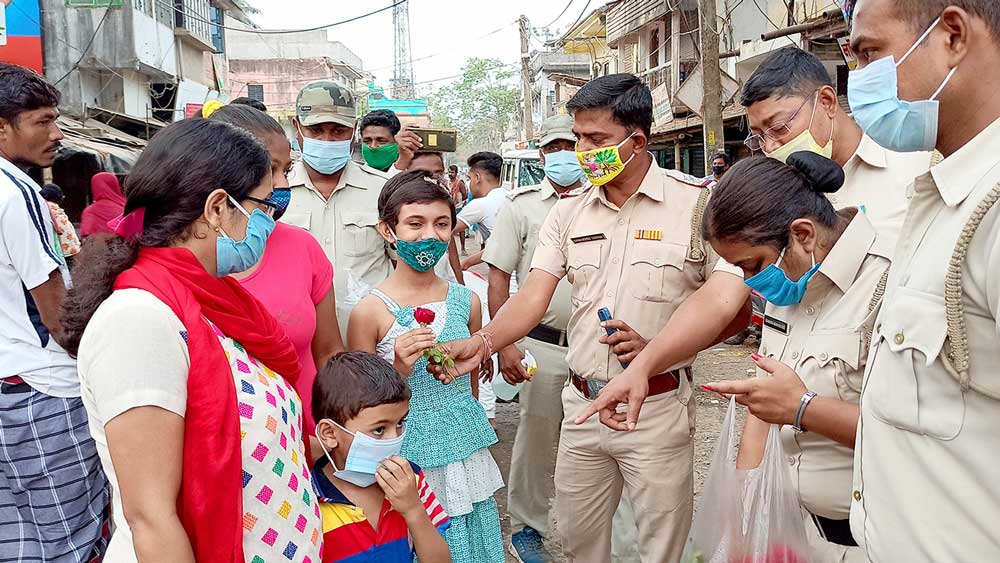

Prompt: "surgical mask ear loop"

[315,424,344,473]
[897,17,942,68]
[895,16,960,101]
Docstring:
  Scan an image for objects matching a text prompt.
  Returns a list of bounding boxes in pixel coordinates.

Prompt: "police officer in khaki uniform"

[706,154,891,563]
[483,114,638,563]
[846,2,1000,560]
[437,74,752,562]
[281,81,393,330]
[740,46,931,237]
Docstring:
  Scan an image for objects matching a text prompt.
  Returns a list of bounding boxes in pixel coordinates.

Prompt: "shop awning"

[55,116,145,174]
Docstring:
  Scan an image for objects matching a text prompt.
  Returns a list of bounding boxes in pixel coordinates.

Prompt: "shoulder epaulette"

[507,183,543,200]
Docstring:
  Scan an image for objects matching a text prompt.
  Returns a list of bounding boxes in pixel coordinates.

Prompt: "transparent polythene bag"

[682,397,812,563]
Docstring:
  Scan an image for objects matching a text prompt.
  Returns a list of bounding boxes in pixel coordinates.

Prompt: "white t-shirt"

[77,288,190,563]
[457,187,507,241]
[0,156,77,397]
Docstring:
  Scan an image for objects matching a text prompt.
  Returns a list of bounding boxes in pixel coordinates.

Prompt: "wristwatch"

[792,391,817,433]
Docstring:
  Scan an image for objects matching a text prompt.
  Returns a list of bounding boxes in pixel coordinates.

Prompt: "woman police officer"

[704,152,891,562]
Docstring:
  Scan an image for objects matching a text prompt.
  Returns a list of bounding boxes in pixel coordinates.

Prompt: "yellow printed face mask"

[764,94,834,164]
[576,131,637,186]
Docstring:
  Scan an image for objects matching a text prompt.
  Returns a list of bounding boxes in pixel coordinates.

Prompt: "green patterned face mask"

[361,143,399,171]
[391,229,449,272]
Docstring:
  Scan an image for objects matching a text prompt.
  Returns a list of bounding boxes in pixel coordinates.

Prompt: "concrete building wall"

[224,22,363,69]
[40,0,137,116]
[122,70,154,119]
[229,58,342,111]
[131,7,177,75]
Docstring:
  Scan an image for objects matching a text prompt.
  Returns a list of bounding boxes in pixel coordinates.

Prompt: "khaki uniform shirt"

[834,134,931,236]
[531,160,739,382]
[282,160,392,323]
[851,117,1000,561]
[758,212,892,521]
[482,178,572,331]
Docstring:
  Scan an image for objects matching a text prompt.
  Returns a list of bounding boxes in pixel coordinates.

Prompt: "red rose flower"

[414,307,436,326]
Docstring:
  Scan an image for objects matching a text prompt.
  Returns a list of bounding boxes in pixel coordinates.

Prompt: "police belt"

[810,513,857,547]
[570,367,692,400]
[526,323,568,347]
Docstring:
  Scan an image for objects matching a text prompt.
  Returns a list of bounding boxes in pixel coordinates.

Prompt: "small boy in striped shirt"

[311,352,451,563]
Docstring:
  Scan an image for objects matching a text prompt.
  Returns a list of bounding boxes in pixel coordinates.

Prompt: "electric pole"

[699,0,725,175]
[519,14,534,143]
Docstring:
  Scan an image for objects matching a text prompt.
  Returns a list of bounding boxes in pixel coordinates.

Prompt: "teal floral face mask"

[391,229,449,272]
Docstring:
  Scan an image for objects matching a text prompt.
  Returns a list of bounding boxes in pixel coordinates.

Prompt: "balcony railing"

[174,0,213,50]
[638,65,671,91]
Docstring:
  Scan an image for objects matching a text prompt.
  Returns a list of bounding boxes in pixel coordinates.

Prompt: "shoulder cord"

[688,187,711,263]
[863,267,891,350]
[940,183,1000,399]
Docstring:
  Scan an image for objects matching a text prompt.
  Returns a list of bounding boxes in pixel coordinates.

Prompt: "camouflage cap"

[296,80,357,128]
[538,114,577,147]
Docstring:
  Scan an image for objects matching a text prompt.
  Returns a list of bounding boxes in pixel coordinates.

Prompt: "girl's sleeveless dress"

[370,283,505,563]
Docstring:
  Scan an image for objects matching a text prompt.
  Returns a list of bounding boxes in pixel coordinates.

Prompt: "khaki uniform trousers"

[507,338,640,562]
[800,508,866,563]
[555,381,695,563]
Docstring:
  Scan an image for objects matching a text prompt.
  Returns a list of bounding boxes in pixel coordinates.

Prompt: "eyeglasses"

[239,195,279,219]
[744,94,814,152]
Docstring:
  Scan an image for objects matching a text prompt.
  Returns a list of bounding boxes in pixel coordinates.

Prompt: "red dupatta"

[115,247,300,562]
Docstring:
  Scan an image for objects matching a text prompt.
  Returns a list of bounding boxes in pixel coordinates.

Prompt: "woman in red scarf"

[80,172,126,237]
[62,119,322,563]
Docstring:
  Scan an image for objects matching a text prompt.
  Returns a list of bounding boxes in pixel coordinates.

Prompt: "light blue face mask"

[300,133,352,174]
[315,420,406,488]
[216,195,275,277]
[847,17,958,153]
[744,247,821,307]
[543,149,585,187]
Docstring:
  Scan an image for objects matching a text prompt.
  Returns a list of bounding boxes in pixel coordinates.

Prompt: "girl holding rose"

[347,170,505,563]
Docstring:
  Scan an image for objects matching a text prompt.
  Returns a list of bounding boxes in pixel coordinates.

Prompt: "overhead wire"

[540,0,577,30]
[751,0,799,45]
[53,8,114,86]
[156,0,404,34]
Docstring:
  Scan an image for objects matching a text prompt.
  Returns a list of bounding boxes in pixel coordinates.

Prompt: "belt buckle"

[586,379,606,398]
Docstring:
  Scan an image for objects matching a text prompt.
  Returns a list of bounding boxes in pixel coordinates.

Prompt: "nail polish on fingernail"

[751,354,762,362]
[701,384,713,391]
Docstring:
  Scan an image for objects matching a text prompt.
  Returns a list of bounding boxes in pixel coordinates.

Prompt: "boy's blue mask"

[315,420,406,488]
[744,247,821,307]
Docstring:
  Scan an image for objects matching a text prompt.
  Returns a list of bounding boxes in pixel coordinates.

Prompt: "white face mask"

[314,420,405,488]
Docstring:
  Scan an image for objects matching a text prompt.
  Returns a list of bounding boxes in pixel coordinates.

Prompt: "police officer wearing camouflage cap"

[281,80,393,333]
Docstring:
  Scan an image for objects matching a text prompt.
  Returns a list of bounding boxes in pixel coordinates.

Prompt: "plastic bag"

[682,397,812,563]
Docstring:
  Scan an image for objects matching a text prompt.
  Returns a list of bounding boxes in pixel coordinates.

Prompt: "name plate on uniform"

[570,233,606,244]
[763,315,788,335]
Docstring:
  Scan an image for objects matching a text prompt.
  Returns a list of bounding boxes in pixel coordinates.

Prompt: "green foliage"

[234,0,261,15]
[428,57,518,158]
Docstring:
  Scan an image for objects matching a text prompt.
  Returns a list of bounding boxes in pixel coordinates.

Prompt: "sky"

[248,0,611,94]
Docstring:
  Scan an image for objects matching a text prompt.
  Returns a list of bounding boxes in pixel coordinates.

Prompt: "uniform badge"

[570,233,607,244]
[634,229,662,241]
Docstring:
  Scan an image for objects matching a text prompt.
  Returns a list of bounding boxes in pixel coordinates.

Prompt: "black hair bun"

[786,151,845,194]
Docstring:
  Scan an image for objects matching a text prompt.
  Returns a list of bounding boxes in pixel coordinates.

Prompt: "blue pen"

[598,307,628,368]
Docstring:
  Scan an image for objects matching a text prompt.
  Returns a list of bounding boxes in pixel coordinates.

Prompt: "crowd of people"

[1,0,999,562]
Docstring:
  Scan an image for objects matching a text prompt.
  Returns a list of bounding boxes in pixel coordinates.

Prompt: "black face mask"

[712,165,727,176]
